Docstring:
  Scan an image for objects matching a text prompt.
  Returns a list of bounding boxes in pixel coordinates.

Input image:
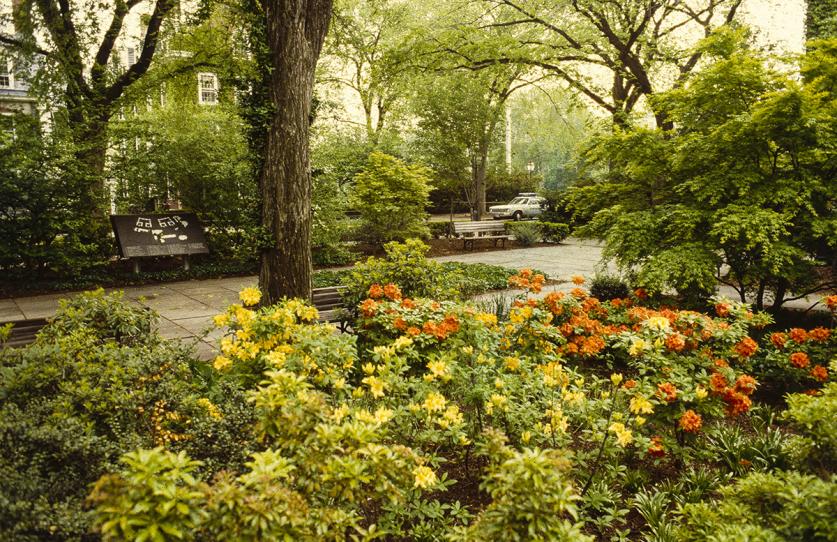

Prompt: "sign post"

[110,213,210,273]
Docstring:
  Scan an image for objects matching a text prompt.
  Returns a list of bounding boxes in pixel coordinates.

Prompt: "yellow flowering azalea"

[423,392,446,412]
[239,287,262,307]
[412,465,437,489]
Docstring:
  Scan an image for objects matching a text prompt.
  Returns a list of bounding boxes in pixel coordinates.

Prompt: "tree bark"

[258,0,333,303]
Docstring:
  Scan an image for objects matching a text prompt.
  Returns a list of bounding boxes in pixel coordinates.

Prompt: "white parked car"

[488,193,547,220]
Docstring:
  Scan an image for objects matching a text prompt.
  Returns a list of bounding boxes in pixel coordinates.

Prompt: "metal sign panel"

[110,213,210,258]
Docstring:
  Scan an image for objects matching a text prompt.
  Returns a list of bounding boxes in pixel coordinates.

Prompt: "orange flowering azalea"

[393,317,408,331]
[709,372,728,394]
[406,326,421,336]
[790,352,810,369]
[733,337,758,358]
[571,275,585,285]
[657,382,678,403]
[647,436,666,458]
[770,332,787,349]
[810,365,828,382]
[382,283,402,300]
[623,379,637,390]
[789,328,808,343]
[665,333,686,352]
[678,410,702,433]
[809,327,831,342]
[401,298,416,309]
[368,284,384,299]
[360,298,378,317]
[825,294,837,311]
[733,375,757,396]
[723,390,751,416]
[715,303,730,317]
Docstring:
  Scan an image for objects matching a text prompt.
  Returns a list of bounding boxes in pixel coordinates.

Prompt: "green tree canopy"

[572,29,837,310]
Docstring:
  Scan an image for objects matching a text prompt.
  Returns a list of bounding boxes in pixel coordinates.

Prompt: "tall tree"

[323,0,412,146]
[412,67,522,220]
[0,0,184,210]
[258,0,333,303]
[437,0,743,127]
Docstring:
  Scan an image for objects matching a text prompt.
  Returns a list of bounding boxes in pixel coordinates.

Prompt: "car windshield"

[508,197,528,205]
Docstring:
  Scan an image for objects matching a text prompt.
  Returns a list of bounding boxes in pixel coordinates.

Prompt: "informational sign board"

[110,213,209,258]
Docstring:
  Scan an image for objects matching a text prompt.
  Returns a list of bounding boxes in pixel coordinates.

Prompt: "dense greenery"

[352,152,432,245]
[0,116,100,277]
[573,30,837,310]
[5,267,833,540]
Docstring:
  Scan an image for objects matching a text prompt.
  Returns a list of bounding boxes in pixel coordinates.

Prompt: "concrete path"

[3,238,830,359]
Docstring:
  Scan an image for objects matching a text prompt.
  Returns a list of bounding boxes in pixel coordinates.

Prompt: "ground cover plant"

[9,269,830,540]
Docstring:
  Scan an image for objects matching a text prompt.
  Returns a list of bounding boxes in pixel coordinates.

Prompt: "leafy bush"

[428,221,452,239]
[352,152,432,246]
[572,30,836,311]
[506,221,542,246]
[784,382,837,469]
[0,290,254,541]
[342,239,464,306]
[589,275,631,301]
[539,221,570,243]
[676,471,837,541]
[0,114,103,278]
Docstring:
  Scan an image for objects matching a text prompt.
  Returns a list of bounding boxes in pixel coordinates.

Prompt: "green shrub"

[342,239,462,306]
[539,221,570,243]
[675,471,837,541]
[0,290,254,541]
[784,382,837,469]
[452,442,591,541]
[39,288,154,346]
[352,152,432,246]
[428,221,452,239]
[506,221,542,246]
[589,275,631,301]
[0,114,103,278]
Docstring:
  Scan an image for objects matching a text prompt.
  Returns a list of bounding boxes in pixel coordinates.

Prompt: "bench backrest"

[452,221,507,234]
[312,285,347,311]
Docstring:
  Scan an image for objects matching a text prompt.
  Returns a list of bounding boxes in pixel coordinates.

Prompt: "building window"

[0,63,13,88]
[198,73,218,105]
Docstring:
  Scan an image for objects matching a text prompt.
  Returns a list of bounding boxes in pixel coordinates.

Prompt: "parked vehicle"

[488,193,547,220]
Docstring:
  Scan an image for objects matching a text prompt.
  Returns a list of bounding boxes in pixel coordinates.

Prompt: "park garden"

[0,0,836,540]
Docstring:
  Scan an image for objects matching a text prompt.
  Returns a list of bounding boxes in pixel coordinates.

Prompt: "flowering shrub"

[58,282,834,540]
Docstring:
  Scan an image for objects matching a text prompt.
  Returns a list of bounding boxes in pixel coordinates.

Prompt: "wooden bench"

[313,285,351,331]
[0,318,49,349]
[452,221,510,250]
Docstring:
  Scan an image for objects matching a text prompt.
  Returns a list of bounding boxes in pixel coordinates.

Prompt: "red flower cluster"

[647,436,666,457]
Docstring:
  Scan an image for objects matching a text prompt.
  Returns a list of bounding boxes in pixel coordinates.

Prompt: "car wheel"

[513,211,523,221]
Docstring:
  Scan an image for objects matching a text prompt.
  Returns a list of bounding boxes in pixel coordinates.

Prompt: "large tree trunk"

[259,0,333,303]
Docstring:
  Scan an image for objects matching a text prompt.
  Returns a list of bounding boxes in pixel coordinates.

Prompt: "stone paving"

[3,238,830,359]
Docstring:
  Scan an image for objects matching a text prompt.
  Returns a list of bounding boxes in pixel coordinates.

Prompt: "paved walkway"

[2,238,829,358]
